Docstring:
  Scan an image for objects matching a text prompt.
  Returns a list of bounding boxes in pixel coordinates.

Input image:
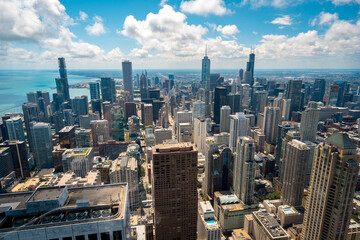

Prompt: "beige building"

[301,132,359,240]
[197,201,222,240]
[110,155,140,211]
[244,210,290,240]
[143,103,153,126]
[152,143,197,240]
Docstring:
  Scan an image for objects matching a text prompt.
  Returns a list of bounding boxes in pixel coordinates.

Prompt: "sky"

[0,0,359,69]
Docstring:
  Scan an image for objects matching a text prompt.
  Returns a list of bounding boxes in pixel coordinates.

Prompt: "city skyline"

[0,0,359,69]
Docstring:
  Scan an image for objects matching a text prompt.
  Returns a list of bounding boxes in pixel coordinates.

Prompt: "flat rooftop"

[154,142,194,153]
[28,186,65,202]
[63,148,92,157]
[59,126,75,133]
[254,210,289,239]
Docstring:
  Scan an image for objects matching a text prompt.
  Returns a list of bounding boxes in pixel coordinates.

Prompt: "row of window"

[49,231,122,240]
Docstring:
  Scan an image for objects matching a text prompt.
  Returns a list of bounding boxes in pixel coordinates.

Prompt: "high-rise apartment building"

[89,82,100,100]
[233,137,255,205]
[5,117,25,142]
[301,133,359,240]
[22,102,39,150]
[281,139,310,206]
[300,101,319,142]
[152,143,197,240]
[193,100,205,119]
[229,113,250,152]
[30,122,53,169]
[0,140,30,178]
[286,79,303,113]
[100,77,116,103]
[90,120,110,147]
[71,95,88,116]
[220,105,231,133]
[262,106,281,145]
[122,60,134,100]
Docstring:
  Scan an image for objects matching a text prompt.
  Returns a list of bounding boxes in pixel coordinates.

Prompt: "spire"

[205,44,208,56]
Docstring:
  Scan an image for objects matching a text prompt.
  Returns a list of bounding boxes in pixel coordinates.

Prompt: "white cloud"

[180,0,230,16]
[331,0,360,5]
[216,25,239,35]
[130,48,150,58]
[271,15,292,25]
[319,12,338,25]
[79,11,88,21]
[86,16,106,36]
[159,0,169,6]
[240,0,302,8]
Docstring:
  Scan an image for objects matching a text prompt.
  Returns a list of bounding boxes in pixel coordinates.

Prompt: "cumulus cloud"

[86,16,106,36]
[271,15,292,25]
[216,25,239,35]
[331,0,360,5]
[130,48,150,58]
[239,0,302,8]
[159,0,169,6]
[180,0,231,16]
[79,11,88,21]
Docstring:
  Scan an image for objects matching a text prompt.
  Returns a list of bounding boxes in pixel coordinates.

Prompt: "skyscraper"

[140,73,148,100]
[300,101,319,142]
[262,106,281,145]
[90,120,110,147]
[5,117,25,142]
[71,95,89,116]
[327,81,348,107]
[281,139,310,206]
[30,122,53,169]
[229,113,250,152]
[122,60,134,100]
[244,52,255,86]
[201,49,211,118]
[22,102,39,150]
[220,105,231,133]
[152,143,197,240]
[233,137,255,205]
[286,79,303,113]
[55,57,70,101]
[311,78,326,102]
[142,103,153,126]
[301,133,359,240]
[100,77,116,103]
[89,82,100,100]
[193,100,205,120]
[0,140,30,178]
[213,86,228,124]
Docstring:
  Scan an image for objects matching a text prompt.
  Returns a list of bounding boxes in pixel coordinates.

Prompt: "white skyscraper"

[176,110,192,141]
[262,106,281,145]
[229,113,250,152]
[194,118,207,154]
[281,99,291,121]
[220,105,231,133]
[193,100,205,120]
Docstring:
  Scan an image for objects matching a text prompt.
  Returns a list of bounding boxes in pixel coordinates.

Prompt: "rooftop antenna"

[205,44,208,56]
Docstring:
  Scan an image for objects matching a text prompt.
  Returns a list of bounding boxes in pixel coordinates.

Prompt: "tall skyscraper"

[142,103,153,126]
[193,100,205,120]
[311,78,326,102]
[220,105,231,133]
[233,137,255,205]
[122,60,134,101]
[140,73,148,100]
[22,102,39,151]
[110,107,125,141]
[286,79,303,113]
[213,86,228,124]
[281,139,310,206]
[262,106,281,145]
[5,117,25,142]
[300,101,319,142]
[244,52,255,86]
[55,57,70,101]
[30,122,53,169]
[229,113,250,152]
[71,95,89,116]
[327,80,348,107]
[100,77,116,103]
[152,143,197,240]
[89,82,100,100]
[0,140,30,178]
[201,49,211,118]
[301,133,359,240]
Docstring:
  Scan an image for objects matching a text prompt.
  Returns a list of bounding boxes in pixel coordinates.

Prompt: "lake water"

[0,70,97,114]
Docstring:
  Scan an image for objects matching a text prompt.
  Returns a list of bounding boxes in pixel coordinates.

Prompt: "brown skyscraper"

[301,132,359,240]
[152,143,198,240]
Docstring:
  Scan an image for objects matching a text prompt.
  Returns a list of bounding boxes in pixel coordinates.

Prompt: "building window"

[113,231,123,240]
[88,234,98,240]
[101,232,110,240]
[63,238,72,240]
[75,236,85,240]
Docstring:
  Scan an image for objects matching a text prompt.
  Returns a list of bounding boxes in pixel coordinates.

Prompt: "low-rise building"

[197,201,222,240]
[62,148,94,178]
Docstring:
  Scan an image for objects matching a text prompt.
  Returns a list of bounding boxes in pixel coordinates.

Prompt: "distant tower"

[286,79,303,113]
[244,52,255,86]
[233,136,255,205]
[140,73,148,100]
[220,105,231,133]
[89,82,100,100]
[100,77,116,103]
[30,122,53,169]
[311,78,326,103]
[201,46,211,118]
[301,133,359,240]
[55,57,70,101]
[300,102,319,142]
[122,60,134,101]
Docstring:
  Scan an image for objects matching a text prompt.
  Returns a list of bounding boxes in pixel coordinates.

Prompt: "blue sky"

[0,0,359,69]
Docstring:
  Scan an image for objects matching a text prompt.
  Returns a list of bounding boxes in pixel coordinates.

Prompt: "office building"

[194,118,207,154]
[75,128,92,148]
[0,184,129,240]
[59,126,76,149]
[124,102,137,122]
[30,122,53,169]
[244,52,255,86]
[197,201,221,240]
[281,99,291,121]
[62,147,94,178]
[229,113,250,152]
[281,140,310,206]
[55,57,70,101]
[233,137,255,205]
[193,100,205,119]
[111,107,125,141]
[71,95,89,116]
[176,110,192,139]
[100,77,116,103]
[0,140,30,178]
[22,102,39,150]
[140,73,148,100]
[91,99,102,118]
[245,210,290,240]
[154,128,172,144]
[110,155,140,211]
[89,82,100,100]
[152,143,197,240]
[79,113,99,129]
[286,80,303,113]
[142,103,153,126]
[311,78,326,102]
[63,109,74,126]
[128,116,140,140]
[301,133,359,240]
[252,90,267,115]
[220,105,231,133]
[214,87,228,124]
[98,140,131,160]
[0,147,14,178]
[226,93,241,114]
[300,102,319,142]
[90,120,110,147]
[122,60,134,100]
[263,106,281,145]
[5,117,25,142]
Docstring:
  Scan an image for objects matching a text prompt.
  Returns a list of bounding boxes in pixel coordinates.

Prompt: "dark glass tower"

[122,60,134,100]
[56,57,70,101]
[213,87,228,124]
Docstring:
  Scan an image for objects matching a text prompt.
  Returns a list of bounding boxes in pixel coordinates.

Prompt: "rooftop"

[254,210,289,239]
[59,126,75,133]
[63,148,92,157]
[326,132,356,149]
[154,142,194,153]
[28,186,65,202]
